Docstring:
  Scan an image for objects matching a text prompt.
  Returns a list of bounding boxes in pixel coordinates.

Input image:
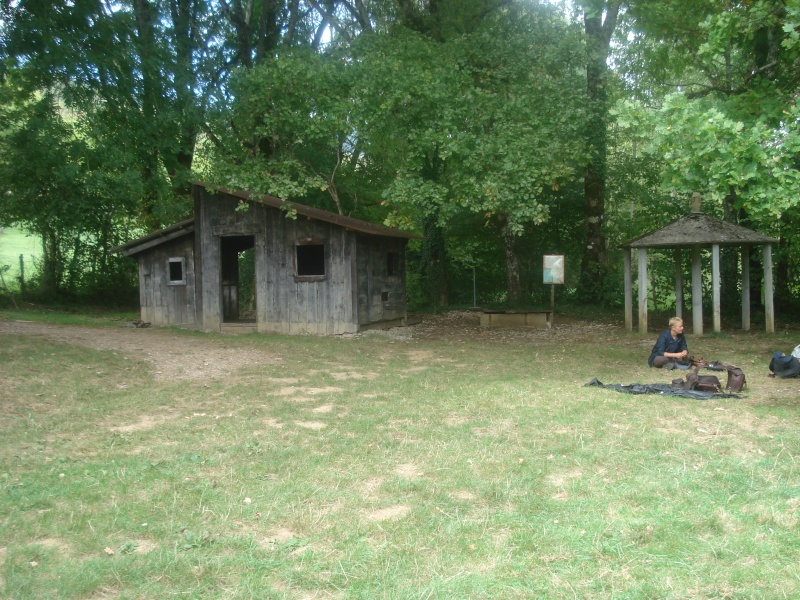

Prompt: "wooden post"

[763,244,774,333]
[638,248,648,334]
[741,246,750,331]
[712,243,721,333]
[624,248,633,331]
[691,247,703,336]
[674,248,683,319]
[18,254,25,293]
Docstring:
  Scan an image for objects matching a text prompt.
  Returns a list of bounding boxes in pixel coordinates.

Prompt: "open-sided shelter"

[113,182,420,335]
[620,194,778,335]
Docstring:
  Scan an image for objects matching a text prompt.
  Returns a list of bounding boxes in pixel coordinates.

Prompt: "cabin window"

[387,252,400,276]
[381,291,389,302]
[296,243,325,277]
[168,257,186,285]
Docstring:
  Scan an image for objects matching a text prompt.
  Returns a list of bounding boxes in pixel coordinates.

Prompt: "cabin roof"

[111,219,195,257]
[112,182,422,256]
[194,181,421,240]
[620,212,777,249]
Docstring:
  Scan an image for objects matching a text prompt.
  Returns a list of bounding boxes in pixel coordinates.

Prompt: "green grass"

[0,227,40,284]
[2,314,800,598]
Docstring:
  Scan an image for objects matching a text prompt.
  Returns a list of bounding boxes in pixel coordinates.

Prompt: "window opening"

[387,252,400,276]
[168,257,185,285]
[296,244,325,276]
[381,291,389,302]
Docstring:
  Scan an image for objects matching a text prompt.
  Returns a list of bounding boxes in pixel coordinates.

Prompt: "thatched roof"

[621,212,777,249]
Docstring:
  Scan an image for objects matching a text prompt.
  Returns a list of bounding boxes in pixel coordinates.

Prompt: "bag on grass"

[724,365,747,392]
[769,352,800,378]
[671,365,721,393]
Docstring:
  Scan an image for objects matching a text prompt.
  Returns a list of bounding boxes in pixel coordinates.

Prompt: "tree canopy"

[0,0,799,313]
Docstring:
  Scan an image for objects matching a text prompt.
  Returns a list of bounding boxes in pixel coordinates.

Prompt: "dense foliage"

[0,0,799,314]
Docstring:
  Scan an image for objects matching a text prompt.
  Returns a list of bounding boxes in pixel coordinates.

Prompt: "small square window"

[296,244,325,276]
[387,252,400,276]
[381,291,389,302]
[168,257,185,285]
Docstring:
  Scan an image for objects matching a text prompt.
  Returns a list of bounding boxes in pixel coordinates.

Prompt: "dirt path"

[0,320,280,381]
[0,311,620,382]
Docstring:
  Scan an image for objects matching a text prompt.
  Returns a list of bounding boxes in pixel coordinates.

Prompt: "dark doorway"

[220,236,256,323]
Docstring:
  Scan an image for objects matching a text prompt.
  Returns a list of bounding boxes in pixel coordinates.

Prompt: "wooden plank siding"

[356,236,408,326]
[111,185,415,335]
[136,236,195,327]
[194,186,362,334]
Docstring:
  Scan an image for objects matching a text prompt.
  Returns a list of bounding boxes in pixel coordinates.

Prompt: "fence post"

[19,254,25,293]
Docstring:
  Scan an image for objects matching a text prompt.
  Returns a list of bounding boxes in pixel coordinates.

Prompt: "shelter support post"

[638,248,648,334]
[764,244,774,333]
[741,246,750,331]
[674,248,683,319]
[691,247,703,336]
[712,244,721,333]
[624,248,633,331]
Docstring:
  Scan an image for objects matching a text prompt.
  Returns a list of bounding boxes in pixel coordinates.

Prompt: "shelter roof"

[620,212,777,249]
[193,181,422,240]
[112,183,422,256]
[111,218,195,257]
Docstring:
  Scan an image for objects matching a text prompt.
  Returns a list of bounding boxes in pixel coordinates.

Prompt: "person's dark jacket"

[648,329,688,367]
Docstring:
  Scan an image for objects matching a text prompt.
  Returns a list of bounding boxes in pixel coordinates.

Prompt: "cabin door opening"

[220,235,256,323]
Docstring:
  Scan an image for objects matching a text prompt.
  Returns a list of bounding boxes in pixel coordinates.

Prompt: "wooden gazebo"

[620,195,778,335]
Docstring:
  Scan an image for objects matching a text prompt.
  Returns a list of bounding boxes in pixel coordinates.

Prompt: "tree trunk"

[133,0,167,226]
[775,213,795,313]
[420,214,449,307]
[40,229,62,297]
[499,217,522,307]
[721,187,739,311]
[579,1,620,297]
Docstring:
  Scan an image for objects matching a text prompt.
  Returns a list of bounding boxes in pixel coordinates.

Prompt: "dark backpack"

[672,365,721,393]
[724,365,747,392]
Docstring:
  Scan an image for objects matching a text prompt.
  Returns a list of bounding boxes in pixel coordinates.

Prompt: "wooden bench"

[479,310,552,329]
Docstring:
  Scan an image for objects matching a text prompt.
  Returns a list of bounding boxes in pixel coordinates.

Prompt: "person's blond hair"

[669,316,683,329]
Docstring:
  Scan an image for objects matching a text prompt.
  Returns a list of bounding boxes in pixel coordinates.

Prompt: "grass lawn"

[1,311,800,599]
[0,227,39,284]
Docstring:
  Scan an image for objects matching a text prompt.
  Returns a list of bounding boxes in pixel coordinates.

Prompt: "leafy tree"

[0,90,140,297]
[352,7,587,306]
[615,0,800,310]
[206,47,355,213]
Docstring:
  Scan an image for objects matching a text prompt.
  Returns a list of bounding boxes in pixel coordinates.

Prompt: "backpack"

[724,365,746,392]
[672,365,721,393]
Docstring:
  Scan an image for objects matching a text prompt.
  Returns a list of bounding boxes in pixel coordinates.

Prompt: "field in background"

[1,311,800,599]
[0,227,39,284]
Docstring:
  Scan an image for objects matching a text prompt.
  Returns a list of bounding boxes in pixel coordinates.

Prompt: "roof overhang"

[110,219,195,256]
[192,181,422,240]
[620,213,778,249]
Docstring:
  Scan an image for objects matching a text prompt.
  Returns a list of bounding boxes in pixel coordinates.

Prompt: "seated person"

[648,316,692,369]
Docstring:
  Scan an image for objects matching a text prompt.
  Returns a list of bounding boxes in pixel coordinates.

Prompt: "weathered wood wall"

[356,236,408,325]
[138,236,196,327]
[194,187,361,334]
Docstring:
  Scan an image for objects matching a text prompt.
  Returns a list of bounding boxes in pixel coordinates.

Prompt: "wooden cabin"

[113,182,420,335]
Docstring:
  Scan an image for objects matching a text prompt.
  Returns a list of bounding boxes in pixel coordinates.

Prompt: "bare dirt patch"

[295,420,327,430]
[133,540,158,554]
[395,463,422,479]
[0,320,280,382]
[409,310,620,345]
[366,504,410,522]
[1,311,622,387]
[110,413,176,433]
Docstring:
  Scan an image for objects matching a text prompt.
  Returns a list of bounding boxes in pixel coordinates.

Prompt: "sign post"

[543,255,565,323]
